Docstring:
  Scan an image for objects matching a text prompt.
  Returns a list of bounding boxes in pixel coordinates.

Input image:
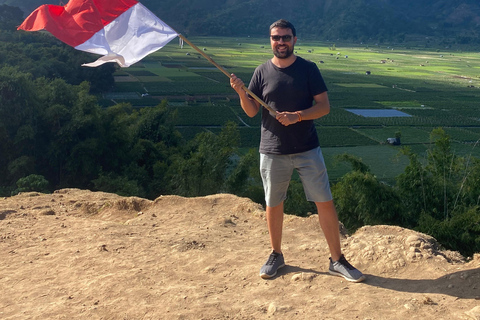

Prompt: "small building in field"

[387,137,401,145]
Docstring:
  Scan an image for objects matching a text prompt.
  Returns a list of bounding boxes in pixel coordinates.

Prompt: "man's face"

[270,27,296,59]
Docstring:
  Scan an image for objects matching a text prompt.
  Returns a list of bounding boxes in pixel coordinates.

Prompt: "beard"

[273,45,294,59]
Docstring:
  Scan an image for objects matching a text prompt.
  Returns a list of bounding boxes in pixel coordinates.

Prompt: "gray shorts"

[260,147,333,207]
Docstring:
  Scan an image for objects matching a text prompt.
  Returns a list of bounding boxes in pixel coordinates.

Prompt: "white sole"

[329,270,366,283]
[260,263,286,279]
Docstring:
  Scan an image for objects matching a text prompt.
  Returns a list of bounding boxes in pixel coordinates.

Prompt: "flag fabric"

[18,0,178,67]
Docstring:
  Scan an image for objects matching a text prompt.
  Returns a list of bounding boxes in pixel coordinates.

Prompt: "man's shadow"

[276,265,327,277]
[274,265,480,299]
[362,268,479,299]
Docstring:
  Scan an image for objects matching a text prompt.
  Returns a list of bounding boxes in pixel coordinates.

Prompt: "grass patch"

[323,145,409,183]
[127,70,158,76]
[318,127,379,147]
[355,127,431,144]
[335,83,387,88]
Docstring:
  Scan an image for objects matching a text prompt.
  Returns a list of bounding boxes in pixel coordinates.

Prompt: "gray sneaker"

[329,254,366,283]
[259,251,285,279]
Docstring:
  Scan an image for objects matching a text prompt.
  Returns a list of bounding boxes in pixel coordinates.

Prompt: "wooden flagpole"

[177,34,275,114]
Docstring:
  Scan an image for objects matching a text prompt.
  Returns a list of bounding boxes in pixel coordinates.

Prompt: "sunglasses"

[270,35,293,42]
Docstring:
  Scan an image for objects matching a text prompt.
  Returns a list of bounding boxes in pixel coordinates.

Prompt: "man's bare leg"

[266,201,284,253]
[316,200,342,261]
[317,200,365,282]
[259,202,286,278]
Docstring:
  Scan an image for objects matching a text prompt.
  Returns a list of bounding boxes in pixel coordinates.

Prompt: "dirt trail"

[1,189,479,319]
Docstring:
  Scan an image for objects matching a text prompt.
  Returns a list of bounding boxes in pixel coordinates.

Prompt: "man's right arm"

[230,74,260,118]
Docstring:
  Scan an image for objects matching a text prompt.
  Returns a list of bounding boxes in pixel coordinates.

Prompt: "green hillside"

[4,0,480,43]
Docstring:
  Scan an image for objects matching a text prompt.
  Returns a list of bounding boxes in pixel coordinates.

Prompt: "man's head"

[269,19,296,37]
[269,19,297,59]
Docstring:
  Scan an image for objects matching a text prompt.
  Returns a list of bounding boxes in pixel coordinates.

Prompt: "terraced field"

[103,37,480,182]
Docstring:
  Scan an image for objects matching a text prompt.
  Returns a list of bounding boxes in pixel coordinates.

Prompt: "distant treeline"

[1,5,479,257]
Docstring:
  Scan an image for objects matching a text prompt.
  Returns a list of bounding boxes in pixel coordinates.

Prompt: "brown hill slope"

[1,189,479,319]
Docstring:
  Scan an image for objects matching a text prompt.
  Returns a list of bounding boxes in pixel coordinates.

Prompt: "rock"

[267,302,278,315]
[291,273,302,281]
[291,272,316,282]
[405,235,424,247]
[40,209,55,216]
[267,302,291,315]
[404,303,415,310]
[422,297,436,305]
[203,266,216,273]
[465,306,480,320]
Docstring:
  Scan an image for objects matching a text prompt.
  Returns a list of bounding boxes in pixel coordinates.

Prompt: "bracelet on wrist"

[295,111,302,122]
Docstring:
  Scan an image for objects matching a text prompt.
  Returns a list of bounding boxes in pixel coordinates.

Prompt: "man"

[230,19,365,282]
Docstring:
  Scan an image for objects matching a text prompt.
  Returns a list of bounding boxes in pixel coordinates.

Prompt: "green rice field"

[103,36,480,182]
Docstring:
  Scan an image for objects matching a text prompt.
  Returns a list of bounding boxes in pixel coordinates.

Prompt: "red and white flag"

[18,0,178,67]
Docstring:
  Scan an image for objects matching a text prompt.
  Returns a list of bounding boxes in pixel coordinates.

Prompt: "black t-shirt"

[248,56,328,155]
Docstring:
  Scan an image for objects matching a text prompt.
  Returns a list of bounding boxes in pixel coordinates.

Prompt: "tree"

[37,81,104,188]
[418,206,480,257]
[92,172,144,198]
[395,128,480,257]
[395,147,434,227]
[284,180,316,217]
[125,101,182,198]
[0,5,23,31]
[0,66,39,187]
[14,174,49,194]
[460,158,480,208]
[425,128,463,220]
[332,154,404,232]
[225,148,264,205]
[168,121,239,197]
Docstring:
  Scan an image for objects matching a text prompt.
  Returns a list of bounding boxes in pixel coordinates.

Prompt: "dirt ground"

[1,189,479,319]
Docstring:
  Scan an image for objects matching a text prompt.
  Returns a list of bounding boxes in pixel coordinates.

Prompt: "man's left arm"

[276,91,330,126]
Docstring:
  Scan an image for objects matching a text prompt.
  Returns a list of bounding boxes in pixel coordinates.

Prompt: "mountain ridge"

[3,0,480,41]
